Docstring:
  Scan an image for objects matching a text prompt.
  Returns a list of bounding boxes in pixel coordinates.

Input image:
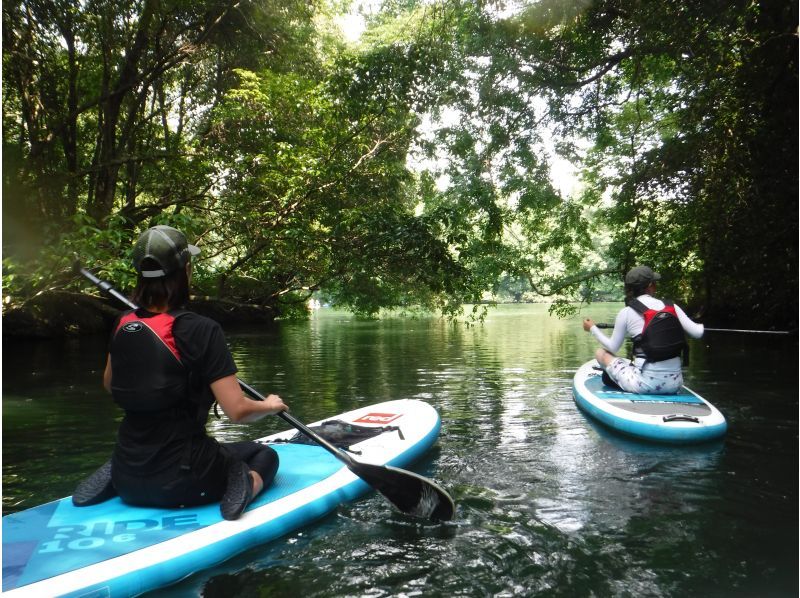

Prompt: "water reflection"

[2,305,797,596]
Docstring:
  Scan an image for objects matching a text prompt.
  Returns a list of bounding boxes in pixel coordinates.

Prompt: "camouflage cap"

[132,225,200,278]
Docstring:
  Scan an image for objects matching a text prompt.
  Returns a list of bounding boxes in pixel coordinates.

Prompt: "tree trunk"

[54,12,81,220]
[88,0,157,222]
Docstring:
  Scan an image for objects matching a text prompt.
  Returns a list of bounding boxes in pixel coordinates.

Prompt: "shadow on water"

[3,305,797,596]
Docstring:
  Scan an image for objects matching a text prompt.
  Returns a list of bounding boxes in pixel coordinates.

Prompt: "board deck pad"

[3,444,341,592]
[607,400,711,416]
[584,373,703,403]
[584,374,712,415]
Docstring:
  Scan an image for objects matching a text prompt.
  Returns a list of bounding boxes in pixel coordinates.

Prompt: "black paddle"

[75,262,456,521]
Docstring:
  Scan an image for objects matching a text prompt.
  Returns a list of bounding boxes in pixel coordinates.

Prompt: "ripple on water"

[5,306,797,596]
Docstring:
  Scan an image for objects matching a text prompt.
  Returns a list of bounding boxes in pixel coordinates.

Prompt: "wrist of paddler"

[236,394,288,423]
[260,393,289,415]
[211,375,288,423]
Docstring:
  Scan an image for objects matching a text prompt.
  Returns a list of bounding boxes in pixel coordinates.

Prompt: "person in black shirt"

[77,225,287,520]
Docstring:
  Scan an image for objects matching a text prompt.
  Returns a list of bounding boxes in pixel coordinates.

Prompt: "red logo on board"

[353,412,402,424]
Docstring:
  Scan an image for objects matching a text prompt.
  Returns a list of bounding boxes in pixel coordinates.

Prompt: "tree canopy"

[3,0,797,328]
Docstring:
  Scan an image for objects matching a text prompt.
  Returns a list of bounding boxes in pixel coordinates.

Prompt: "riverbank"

[1,291,277,339]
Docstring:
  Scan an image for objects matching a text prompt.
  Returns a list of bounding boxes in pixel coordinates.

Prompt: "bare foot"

[250,471,264,496]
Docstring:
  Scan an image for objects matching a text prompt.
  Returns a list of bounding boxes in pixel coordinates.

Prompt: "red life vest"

[629,299,687,362]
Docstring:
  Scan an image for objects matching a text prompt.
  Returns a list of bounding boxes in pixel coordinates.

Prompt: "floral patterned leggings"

[605,358,683,394]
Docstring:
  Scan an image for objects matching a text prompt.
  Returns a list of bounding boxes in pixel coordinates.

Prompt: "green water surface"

[3,304,797,596]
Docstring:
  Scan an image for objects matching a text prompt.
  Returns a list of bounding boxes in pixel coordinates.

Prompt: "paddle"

[594,322,792,335]
[75,262,456,521]
[238,379,455,521]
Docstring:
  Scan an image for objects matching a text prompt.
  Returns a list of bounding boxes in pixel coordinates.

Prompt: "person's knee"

[249,446,279,486]
[595,348,612,366]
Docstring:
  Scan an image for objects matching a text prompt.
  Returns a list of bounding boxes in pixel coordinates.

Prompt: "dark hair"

[624,281,651,306]
[131,258,190,309]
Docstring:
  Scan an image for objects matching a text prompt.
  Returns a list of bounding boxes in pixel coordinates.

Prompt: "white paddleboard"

[572,360,727,444]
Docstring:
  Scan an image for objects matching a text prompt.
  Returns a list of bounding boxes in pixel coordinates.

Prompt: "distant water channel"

[3,304,797,596]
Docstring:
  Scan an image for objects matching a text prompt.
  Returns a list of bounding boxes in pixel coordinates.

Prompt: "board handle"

[662,414,700,423]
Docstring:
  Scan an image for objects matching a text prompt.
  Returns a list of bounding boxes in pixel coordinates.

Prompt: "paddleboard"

[3,399,443,597]
[572,360,727,444]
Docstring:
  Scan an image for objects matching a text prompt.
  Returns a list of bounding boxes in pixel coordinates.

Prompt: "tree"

[379,0,797,325]
[3,0,796,329]
[2,0,322,252]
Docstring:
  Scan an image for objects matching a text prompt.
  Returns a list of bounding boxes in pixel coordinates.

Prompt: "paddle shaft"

[236,379,357,467]
[703,327,792,335]
[78,266,138,311]
[595,322,791,335]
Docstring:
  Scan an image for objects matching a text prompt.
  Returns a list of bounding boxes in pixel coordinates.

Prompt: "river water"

[2,304,797,596]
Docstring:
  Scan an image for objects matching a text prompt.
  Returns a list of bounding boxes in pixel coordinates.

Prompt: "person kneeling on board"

[581,265,704,394]
[73,225,288,520]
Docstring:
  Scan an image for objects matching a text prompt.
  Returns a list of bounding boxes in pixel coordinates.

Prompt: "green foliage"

[553,0,798,326]
[2,0,796,330]
[412,0,796,326]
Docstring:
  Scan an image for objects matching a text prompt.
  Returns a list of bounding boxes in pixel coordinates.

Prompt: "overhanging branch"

[525,268,619,296]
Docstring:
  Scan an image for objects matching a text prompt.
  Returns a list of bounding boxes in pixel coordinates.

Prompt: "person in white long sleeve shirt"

[582,266,704,394]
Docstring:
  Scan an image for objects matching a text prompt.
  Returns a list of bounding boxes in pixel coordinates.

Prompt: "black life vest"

[110,310,190,412]
[629,299,687,363]
[110,310,211,476]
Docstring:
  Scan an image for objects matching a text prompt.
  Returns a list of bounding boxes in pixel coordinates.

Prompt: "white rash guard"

[590,294,704,372]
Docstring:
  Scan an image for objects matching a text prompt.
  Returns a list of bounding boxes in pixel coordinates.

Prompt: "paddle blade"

[348,461,455,521]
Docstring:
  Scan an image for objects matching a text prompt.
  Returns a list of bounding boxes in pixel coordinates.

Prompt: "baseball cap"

[132,225,200,278]
[624,265,661,286]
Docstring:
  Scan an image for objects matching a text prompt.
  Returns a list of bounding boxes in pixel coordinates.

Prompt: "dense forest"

[3,0,797,329]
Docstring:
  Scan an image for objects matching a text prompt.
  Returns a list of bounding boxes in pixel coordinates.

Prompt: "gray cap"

[625,265,661,286]
[132,225,200,278]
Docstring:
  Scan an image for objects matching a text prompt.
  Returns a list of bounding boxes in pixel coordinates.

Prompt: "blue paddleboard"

[3,399,443,597]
